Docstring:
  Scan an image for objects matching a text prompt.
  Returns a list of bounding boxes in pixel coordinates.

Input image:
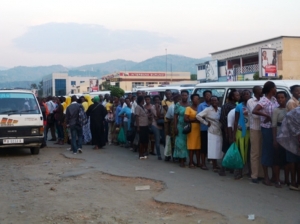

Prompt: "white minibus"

[193,80,299,106]
[0,89,44,154]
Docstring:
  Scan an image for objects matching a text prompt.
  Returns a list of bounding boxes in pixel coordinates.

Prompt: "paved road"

[48,142,299,224]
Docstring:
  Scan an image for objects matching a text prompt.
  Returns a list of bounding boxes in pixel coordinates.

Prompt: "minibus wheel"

[30,147,40,155]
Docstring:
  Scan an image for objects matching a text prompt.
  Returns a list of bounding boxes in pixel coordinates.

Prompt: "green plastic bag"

[117,127,127,144]
[222,143,243,169]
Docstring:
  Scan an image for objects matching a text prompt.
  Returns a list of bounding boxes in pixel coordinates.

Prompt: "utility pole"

[170,58,172,82]
[165,48,167,83]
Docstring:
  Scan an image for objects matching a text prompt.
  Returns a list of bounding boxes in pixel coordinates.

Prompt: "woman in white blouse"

[196,96,223,171]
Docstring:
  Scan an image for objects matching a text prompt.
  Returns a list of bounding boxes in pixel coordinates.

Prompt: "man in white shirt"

[45,96,57,141]
[131,91,141,114]
[102,94,110,106]
[227,108,235,131]
[247,86,264,183]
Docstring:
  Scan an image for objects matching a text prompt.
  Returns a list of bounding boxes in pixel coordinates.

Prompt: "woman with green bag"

[117,127,127,144]
[233,90,251,179]
[222,142,244,170]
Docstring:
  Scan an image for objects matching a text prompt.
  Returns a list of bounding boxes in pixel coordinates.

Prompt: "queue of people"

[39,82,300,191]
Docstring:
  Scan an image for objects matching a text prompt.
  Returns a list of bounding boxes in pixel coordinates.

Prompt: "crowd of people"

[37,81,300,191]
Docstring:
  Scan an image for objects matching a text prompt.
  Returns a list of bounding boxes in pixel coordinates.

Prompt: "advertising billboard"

[205,60,218,81]
[89,79,99,92]
[259,48,277,77]
[226,69,234,82]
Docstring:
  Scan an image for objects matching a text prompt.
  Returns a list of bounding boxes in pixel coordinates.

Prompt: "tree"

[38,80,43,97]
[253,72,259,80]
[30,83,38,89]
[109,86,125,98]
[190,74,197,80]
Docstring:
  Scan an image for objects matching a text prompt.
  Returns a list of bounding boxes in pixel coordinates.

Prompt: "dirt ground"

[0,147,270,224]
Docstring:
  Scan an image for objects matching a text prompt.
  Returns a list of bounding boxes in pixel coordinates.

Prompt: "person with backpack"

[86,96,107,149]
[65,95,84,154]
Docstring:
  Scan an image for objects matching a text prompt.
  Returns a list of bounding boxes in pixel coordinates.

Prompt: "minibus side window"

[194,88,225,107]
[225,88,253,104]
[276,88,291,101]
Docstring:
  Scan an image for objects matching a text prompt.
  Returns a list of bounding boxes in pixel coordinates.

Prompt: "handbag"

[222,143,244,169]
[182,123,191,134]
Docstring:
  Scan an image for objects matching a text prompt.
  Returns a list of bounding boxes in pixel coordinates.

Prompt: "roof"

[195,80,299,88]
[195,80,300,88]
[0,89,32,92]
[210,36,300,54]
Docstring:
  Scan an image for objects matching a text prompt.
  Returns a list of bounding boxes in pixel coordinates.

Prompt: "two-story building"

[197,36,300,82]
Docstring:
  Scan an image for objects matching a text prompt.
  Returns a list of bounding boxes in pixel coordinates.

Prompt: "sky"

[1,0,300,68]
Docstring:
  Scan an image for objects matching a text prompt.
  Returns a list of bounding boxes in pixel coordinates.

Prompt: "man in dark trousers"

[65,95,83,154]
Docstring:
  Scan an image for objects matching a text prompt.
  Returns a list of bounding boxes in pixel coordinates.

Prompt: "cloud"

[13,23,175,54]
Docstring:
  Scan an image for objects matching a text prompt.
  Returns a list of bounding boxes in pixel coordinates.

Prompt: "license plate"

[3,139,24,144]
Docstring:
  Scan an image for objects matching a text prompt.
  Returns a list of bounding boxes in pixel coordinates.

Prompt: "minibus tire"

[30,147,40,155]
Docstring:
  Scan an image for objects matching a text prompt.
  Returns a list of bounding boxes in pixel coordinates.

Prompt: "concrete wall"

[282,37,300,79]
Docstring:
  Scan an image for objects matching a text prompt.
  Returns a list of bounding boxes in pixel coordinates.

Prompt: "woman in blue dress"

[174,90,190,167]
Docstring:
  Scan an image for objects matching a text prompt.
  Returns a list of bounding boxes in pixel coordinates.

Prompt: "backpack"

[78,106,88,127]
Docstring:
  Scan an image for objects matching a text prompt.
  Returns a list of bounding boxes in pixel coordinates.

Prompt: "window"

[71,81,76,86]
[55,79,66,96]
[0,93,40,114]
[194,88,226,106]
[146,82,158,86]
[198,65,205,70]
[132,82,144,88]
[218,61,226,67]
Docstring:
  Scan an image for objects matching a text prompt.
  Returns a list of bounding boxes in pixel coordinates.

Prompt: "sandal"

[274,182,282,188]
[289,185,300,191]
[189,164,196,169]
[262,180,273,186]
[234,174,243,180]
[200,166,209,170]
[179,164,186,168]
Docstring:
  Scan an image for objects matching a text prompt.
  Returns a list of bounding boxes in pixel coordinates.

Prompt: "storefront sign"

[120,72,165,77]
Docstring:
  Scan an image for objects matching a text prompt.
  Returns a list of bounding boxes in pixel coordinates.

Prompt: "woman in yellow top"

[184,94,201,168]
[63,96,71,143]
[82,95,93,112]
[82,95,93,144]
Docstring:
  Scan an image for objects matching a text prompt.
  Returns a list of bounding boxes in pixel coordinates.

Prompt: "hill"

[0,55,210,88]
[0,65,68,86]
[0,66,9,70]
[69,59,137,77]
[129,54,210,73]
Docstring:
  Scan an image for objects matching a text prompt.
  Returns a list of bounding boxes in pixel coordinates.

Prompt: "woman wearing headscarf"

[82,95,93,144]
[277,107,300,190]
[86,96,107,149]
[63,96,71,144]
